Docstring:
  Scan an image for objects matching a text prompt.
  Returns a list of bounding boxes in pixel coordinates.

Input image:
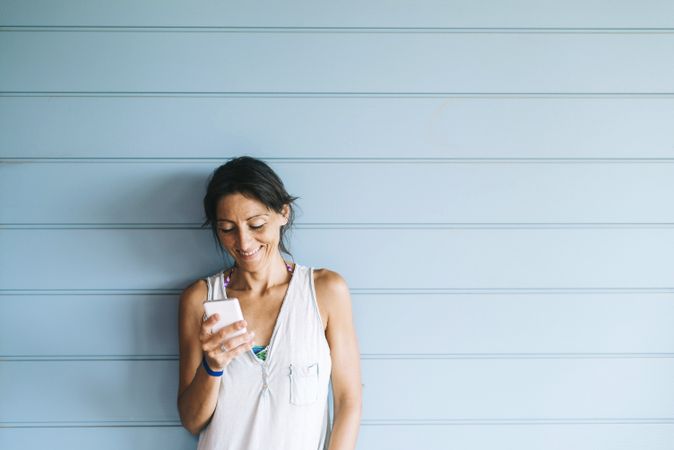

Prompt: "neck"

[229,253,293,296]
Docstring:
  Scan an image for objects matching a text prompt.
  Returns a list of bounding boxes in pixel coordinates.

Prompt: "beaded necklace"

[223,261,294,290]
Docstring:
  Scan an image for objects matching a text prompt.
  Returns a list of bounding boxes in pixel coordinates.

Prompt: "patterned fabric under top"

[252,345,268,361]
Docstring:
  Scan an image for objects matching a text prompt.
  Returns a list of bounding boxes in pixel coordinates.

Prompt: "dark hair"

[201,156,300,261]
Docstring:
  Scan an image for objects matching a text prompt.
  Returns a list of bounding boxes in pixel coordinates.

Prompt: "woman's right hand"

[200,314,255,371]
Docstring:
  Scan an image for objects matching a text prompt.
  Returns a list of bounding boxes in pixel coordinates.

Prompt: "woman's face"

[215,192,289,271]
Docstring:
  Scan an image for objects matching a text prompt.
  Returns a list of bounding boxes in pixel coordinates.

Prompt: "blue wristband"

[202,356,224,377]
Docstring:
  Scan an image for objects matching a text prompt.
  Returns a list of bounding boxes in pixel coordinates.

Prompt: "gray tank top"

[196,263,332,450]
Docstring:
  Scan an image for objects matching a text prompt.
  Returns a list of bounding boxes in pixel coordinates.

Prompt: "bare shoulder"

[313,268,352,330]
[314,268,349,292]
[178,279,208,340]
[179,278,209,321]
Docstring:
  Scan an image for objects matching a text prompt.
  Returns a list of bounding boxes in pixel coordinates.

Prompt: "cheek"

[218,234,235,247]
[261,227,281,244]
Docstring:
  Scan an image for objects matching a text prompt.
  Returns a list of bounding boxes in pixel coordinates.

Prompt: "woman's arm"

[177,280,221,435]
[315,270,363,450]
[176,280,253,435]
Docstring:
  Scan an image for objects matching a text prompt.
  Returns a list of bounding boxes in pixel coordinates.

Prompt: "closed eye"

[218,223,265,233]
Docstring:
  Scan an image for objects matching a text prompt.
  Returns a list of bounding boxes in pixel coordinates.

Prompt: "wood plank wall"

[2,2,674,449]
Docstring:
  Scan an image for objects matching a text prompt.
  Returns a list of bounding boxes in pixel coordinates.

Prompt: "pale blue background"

[2,1,674,449]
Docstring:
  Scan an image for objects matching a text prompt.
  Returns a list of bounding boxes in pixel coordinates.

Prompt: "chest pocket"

[289,362,319,405]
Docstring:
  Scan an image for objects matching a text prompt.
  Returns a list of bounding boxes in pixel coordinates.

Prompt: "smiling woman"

[214,192,290,269]
[203,157,299,261]
[177,156,362,450]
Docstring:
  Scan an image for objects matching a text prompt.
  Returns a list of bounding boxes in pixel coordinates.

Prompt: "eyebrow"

[217,213,269,223]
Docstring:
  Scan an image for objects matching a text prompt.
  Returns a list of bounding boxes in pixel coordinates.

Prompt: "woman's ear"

[281,204,290,225]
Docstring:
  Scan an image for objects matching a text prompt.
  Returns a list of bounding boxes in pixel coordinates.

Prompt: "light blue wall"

[2,2,674,449]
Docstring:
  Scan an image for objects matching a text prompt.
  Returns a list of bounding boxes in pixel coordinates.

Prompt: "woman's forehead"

[216,194,271,221]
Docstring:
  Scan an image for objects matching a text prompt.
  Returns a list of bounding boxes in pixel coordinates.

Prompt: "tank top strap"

[282,264,325,336]
[201,270,226,321]
[203,276,213,301]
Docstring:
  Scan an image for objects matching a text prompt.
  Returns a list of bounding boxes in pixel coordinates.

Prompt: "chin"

[237,250,267,267]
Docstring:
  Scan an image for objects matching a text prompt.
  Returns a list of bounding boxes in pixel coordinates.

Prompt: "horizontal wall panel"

[4,161,674,223]
[2,228,674,290]
[2,0,674,28]
[0,360,179,423]
[364,358,674,420]
[0,294,179,357]
[4,424,674,450]
[3,293,674,357]
[4,97,674,159]
[0,427,197,450]
[3,32,674,92]
[2,359,673,423]
[356,292,674,355]
[358,424,674,450]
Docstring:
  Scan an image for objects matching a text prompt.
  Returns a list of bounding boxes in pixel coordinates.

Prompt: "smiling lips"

[238,246,263,258]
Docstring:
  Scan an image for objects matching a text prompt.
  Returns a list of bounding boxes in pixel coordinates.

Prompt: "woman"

[177,156,362,450]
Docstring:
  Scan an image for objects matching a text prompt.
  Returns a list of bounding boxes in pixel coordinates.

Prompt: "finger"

[202,331,226,353]
[199,313,221,340]
[202,328,250,353]
[223,321,248,344]
[201,325,228,351]
[221,319,247,334]
[225,340,254,361]
[204,329,254,353]
[201,318,247,343]
[223,331,256,351]
[201,313,241,338]
[205,339,252,368]
[201,313,220,325]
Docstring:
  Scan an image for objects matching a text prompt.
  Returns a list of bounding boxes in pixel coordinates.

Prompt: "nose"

[235,227,255,251]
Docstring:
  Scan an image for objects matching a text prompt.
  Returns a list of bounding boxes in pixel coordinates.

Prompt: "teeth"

[240,246,261,256]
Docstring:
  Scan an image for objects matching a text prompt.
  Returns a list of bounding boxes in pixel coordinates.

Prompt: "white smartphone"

[202,298,247,340]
